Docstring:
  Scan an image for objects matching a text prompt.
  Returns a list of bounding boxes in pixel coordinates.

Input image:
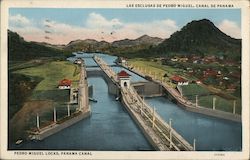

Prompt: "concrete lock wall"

[88,85,93,97]
[120,95,160,150]
[133,82,163,97]
[87,70,119,96]
[161,85,241,122]
[36,111,91,140]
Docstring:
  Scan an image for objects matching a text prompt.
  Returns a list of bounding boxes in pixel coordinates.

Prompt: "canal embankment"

[28,110,91,140]
[120,64,241,122]
[120,92,167,150]
[94,55,193,151]
[28,61,91,141]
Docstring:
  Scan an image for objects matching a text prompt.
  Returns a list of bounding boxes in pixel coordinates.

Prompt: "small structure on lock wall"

[117,70,131,87]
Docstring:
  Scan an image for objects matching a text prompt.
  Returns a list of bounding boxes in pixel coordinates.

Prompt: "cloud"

[85,12,178,41]
[9,14,32,29]
[117,19,178,40]
[86,12,123,29]
[217,19,241,39]
[9,12,179,44]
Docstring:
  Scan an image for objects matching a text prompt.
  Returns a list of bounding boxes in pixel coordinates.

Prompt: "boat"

[15,139,23,145]
[115,97,120,101]
[89,97,97,102]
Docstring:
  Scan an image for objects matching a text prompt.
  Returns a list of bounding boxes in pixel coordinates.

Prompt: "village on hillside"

[118,53,241,115]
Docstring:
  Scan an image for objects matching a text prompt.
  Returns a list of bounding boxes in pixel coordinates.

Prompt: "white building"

[117,70,131,87]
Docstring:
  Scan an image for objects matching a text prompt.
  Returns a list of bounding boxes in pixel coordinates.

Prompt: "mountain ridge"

[8,19,241,60]
[157,19,241,58]
[8,30,64,60]
[112,35,163,47]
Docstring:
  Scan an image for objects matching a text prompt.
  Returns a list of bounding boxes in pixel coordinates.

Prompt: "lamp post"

[169,118,172,149]
[67,103,70,117]
[233,100,236,114]
[53,107,57,123]
[213,97,216,110]
[193,139,196,151]
[196,95,198,107]
[36,113,40,130]
[152,107,156,128]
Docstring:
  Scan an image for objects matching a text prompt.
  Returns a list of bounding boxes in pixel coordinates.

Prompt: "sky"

[9,8,241,45]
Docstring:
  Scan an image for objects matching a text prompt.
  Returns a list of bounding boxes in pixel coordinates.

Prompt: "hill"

[156,19,241,60]
[112,35,163,47]
[63,35,163,56]
[10,19,241,60]
[64,39,110,52]
[8,30,64,60]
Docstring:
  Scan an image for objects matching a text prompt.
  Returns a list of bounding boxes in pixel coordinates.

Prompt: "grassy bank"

[128,58,241,115]
[128,58,197,82]
[9,60,80,142]
[128,58,178,76]
[14,61,80,93]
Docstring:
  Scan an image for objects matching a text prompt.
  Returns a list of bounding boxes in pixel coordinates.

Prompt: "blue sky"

[9,8,241,44]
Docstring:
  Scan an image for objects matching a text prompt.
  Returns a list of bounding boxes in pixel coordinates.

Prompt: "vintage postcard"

[0,0,249,159]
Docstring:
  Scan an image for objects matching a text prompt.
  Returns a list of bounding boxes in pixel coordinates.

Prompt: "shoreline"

[120,64,241,123]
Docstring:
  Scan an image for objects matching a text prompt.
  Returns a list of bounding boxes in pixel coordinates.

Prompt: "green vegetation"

[198,95,241,114]
[8,73,42,119]
[9,60,80,118]
[180,84,210,97]
[9,60,80,142]
[128,58,196,85]
[8,58,53,72]
[8,31,82,142]
[154,19,241,60]
[128,59,179,76]
[8,30,65,60]
[63,35,162,58]
[128,58,241,115]
[180,84,241,114]
[119,19,241,60]
[14,61,80,101]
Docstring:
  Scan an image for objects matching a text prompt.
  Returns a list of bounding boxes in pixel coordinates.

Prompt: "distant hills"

[8,19,241,60]
[62,35,163,55]
[112,35,163,47]
[61,19,241,60]
[8,30,64,61]
[157,19,241,59]
[64,39,109,52]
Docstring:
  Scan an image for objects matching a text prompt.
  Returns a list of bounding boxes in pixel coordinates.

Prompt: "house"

[179,57,188,62]
[229,71,241,79]
[116,57,127,66]
[117,70,131,87]
[203,55,216,63]
[196,80,202,84]
[74,58,82,64]
[171,57,178,62]
[186,67,193,73]
[226,84,237,92]
[171,75,189,85]
[203,69,217,77]
[58,79,72,89]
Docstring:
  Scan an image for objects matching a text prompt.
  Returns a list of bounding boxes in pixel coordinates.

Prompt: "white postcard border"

[1,0,249,159]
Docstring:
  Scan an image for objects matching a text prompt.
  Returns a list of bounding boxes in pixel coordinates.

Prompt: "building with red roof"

[171,75,189,85]
[203,69,217,77]
[117,70,130,78]
[117,70,131,87]
[58,79,72,89]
